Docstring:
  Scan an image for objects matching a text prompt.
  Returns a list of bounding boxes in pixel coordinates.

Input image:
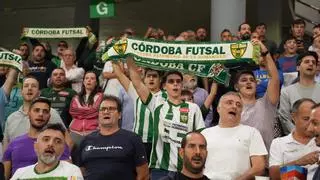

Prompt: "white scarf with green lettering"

[0,50,23,72]
[22,27,89,38]
[102,38,260,85]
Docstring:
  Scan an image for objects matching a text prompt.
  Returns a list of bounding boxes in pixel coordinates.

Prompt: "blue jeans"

[151,169,175,180]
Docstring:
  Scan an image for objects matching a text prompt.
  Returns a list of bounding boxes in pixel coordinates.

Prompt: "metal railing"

[289,0,320,35]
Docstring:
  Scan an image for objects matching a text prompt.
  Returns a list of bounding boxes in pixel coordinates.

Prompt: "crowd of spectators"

[0,18,320,180]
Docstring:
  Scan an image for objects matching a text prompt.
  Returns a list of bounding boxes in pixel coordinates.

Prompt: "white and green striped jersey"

[145,93,205,172]
[127,82,167,143]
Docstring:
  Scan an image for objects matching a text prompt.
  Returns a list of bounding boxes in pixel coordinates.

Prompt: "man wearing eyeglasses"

[77,95,149,180]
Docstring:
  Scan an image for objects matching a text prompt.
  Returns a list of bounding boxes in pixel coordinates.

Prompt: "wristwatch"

[261,50,269,57]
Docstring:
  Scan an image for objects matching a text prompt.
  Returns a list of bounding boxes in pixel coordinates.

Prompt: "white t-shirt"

[103,61,122,97]
[269,133,319,180]
[201,124,268,180]
[10,161,83,180]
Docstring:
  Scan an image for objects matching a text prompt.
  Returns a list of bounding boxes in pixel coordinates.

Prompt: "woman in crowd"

[69,71,103,148]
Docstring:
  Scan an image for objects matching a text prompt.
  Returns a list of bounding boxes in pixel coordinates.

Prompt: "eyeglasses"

[99,106,118,113]
[166,79,182,84]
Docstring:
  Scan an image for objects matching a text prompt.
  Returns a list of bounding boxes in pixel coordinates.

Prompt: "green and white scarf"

[0,51,23,72]
[102,38,260,85]
[22,27,89,38]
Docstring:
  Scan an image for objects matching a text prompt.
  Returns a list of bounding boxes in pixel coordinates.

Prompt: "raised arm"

[144,27,153,39]
[2,49,21,97]
[202,77,209,92]
[102,71,118,79]
[2,68,18,97]
[126,56,151,103]
[259,40,280,105]
[201,82,217,126]
[112,61,131,91]
[203,81,218,109]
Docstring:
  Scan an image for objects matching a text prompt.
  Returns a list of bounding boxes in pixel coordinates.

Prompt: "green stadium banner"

[90,0,115,18]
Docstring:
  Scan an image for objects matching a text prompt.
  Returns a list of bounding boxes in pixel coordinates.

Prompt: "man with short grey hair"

[269,98,319,180]
[202,91,267,179]
[61,49,84,93]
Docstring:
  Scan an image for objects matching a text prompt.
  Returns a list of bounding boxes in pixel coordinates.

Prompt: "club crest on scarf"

[208,63,224,77]
[113,39,128,55]
[230,42,248,59]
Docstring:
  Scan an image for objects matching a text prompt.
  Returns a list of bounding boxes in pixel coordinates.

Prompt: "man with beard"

[238,23,252,41]
[308,104,320,180]
[195,28,207,42]
[3,98,70,179]
[10,123,82,179]
[201,92,267,179]
[279,51,320,135]
[269,98,319,180]
[41,68,77,127]
[3,76,69,151]
[18,43,30,61]
[78,95,149,180]
[160,132,209,180]
[25,43,57,89]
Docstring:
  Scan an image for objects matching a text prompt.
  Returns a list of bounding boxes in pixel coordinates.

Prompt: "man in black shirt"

[161,132,209,180]
[26,44,57,89]
[78,95,149,180]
